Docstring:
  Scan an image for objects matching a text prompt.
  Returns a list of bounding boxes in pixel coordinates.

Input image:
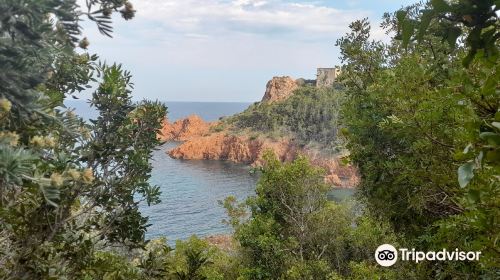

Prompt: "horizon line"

[65,99,257,103]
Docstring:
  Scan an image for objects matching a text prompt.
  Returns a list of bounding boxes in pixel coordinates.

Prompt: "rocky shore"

[157,76,359,188]
[158,115,358,188]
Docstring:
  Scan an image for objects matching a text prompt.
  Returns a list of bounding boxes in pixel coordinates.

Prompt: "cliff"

[160,76,359,188]
[261,76,299,103]
[168,132,358,188]
[158,115,214,142]
[168,133,297,164]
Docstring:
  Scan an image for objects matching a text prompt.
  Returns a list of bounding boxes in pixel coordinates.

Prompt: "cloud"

[133,0,370,39]
[77,0,396,101]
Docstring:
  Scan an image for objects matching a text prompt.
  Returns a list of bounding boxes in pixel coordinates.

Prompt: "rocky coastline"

[157,76,359,188]
[158,115,358,188]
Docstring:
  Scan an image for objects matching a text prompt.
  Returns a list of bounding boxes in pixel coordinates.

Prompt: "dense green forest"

[224,86,345,150]
[0,0,498,279]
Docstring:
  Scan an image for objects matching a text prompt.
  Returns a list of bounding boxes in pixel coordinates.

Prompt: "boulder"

[261,76,298,103]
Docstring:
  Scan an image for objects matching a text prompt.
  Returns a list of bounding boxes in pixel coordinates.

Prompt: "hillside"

[160,77,358,188]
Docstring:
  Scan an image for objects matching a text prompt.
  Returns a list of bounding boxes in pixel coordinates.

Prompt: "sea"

[65,100,258,243]
[64,100,353,244]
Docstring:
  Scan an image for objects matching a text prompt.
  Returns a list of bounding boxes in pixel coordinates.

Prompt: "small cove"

[143,142,355,243]
[65,100,355,243]
[142,141,259,242]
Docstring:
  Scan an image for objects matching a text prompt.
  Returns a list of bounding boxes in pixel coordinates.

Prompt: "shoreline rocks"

[164,119,359,188]
[158,115,215,142]
[158,73,359,188]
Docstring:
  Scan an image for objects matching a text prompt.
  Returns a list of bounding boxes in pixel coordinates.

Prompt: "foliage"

[0,0,168,278]
[0,0,136,120]
[167,236,241,280]
[2,0,498,279]
[81,251,142,280]
[338,1,499,277]
[226,86,345,150]
[224,153,405,279]
[396,0,498,67]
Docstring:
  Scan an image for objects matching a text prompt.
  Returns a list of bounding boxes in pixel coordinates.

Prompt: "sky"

[80,0,417,102]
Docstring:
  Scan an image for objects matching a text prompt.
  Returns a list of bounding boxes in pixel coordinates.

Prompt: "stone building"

[316,67,341,88]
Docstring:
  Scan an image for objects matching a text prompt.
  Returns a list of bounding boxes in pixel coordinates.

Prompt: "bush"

[223,153,407,279]
[226,87,344,149]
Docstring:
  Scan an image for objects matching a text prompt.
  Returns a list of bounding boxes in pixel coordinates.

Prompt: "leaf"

[417,10,434,41]
[402,19,415,48]
[481,67,499,96]
[40,185,60,207]
[486,150,500,162]
[463,143,473,154]
[431,0,450,13]
[458,162,475,188]
[479,132,500,146]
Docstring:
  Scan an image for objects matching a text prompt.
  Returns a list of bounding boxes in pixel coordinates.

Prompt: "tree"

[0,0,167,278]
[338,1,499,277]
[226,86,345,150]
[224,153,402,279]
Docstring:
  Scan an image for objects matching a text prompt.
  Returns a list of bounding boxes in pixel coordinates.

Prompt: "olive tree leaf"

[458,162,475,188]
[39,184,60,207]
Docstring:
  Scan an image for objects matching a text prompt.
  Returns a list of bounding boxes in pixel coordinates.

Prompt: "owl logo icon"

[375,244,398,267]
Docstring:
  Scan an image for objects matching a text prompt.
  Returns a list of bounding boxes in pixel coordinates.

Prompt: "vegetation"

[338,0,499,278]
[225,86,344,150]
[0,0,167,278]
[222,153,404,280]
[1,0,498,279]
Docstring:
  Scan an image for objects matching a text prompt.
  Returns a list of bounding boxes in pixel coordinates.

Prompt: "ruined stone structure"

[316,67,341,88]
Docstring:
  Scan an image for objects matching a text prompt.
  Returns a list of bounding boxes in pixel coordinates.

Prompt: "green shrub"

[226,87,344,149]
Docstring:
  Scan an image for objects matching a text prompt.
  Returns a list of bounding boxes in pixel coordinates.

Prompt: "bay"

[64,100,258,243]
[63,100,353,244]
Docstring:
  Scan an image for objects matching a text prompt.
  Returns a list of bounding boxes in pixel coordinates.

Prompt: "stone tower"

[316,67,341,88]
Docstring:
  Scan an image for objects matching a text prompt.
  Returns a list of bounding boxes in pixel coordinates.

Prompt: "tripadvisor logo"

[375,244,481,267]
[375,244,398,267]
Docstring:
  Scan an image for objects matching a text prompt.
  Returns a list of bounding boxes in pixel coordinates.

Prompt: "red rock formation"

[168,133,297,164]
[168,133,358,188]
[158,107,359,188]
[261,76,299,103]
[158,115,214,142]
[305,152,359,187]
